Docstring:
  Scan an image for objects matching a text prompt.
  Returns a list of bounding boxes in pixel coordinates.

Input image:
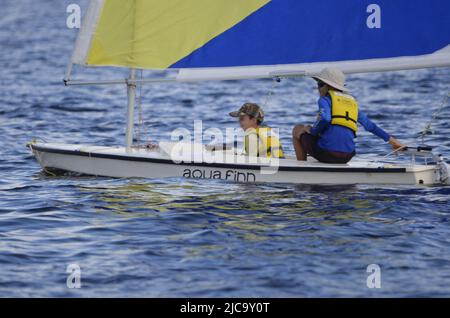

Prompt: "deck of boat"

[28,141,432,173]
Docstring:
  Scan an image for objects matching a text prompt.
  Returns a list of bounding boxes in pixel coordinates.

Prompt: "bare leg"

[292,124,308,161]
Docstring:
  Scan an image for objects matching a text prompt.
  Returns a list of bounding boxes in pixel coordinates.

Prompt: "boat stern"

[437,156,450,185]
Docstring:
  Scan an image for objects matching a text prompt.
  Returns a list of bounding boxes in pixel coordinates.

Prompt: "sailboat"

[28,0,450,185]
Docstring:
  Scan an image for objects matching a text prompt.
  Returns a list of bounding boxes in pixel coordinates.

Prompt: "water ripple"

[0,0,450,297]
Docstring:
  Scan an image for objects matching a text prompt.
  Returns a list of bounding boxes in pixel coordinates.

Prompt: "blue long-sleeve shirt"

[310,95,390,153]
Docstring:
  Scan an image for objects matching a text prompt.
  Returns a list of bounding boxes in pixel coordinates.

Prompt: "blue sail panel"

[171,0,450,69]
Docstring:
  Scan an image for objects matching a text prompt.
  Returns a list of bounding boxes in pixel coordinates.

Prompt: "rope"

[135,69,143,147]
[43,167,57,177]
[376,92,450,163]
[134,69,150,148]
[262,77,280,109]
[378,145,408,161]
[132,75,280,148]
[418,91,450,145]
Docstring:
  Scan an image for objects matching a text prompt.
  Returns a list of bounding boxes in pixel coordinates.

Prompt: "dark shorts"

[300,133,355,164]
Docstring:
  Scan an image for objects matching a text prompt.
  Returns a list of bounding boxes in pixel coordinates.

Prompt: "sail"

[70,0,450,81]
[71,0,270,69]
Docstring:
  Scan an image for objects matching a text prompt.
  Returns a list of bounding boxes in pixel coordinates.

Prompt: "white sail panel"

[70,0,104,67]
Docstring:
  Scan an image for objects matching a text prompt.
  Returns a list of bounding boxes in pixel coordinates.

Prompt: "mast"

[125,68,136,151]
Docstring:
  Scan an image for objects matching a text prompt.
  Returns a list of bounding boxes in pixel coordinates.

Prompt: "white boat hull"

[28,142,445,185]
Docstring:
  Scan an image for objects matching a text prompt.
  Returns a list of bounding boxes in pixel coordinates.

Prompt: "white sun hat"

[312,67,349,92]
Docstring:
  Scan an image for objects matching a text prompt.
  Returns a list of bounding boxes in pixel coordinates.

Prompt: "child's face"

[239,115,257,130]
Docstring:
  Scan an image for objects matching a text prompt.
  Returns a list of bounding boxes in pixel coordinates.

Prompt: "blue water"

[1,0,450,297]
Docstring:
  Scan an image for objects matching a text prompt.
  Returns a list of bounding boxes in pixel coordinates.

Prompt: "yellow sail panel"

[86,0,270,69]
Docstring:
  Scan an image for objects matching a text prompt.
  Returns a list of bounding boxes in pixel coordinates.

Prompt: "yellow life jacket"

[244,127,285,158]
[329,90,358,134]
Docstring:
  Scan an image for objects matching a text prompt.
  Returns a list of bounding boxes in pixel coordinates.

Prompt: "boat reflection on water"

[75,178,399,242]
[28,172,449,296]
